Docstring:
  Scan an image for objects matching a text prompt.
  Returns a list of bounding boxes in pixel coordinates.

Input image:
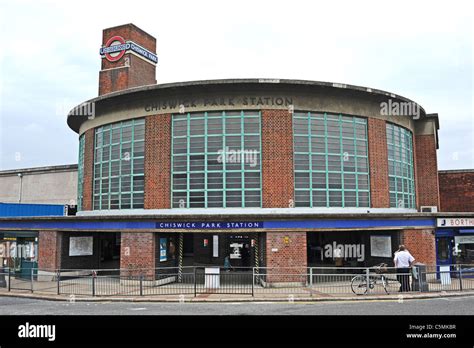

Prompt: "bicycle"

[351,263,395,295]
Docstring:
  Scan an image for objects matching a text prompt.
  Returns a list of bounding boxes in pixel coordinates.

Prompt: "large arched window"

[93,119,145,210]
[293,112,370,207]
[386,123,415,208]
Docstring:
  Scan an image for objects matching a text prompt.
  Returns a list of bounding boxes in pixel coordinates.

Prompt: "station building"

[1,23,473,277]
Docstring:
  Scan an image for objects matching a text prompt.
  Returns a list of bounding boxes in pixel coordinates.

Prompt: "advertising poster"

[370,236,392,258]
[69,237,93,256]
[160,238,167,262]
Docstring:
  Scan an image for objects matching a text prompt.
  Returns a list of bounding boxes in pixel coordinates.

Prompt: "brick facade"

[120,232,156,278]
[81,128,94,211]
[261,109,294,208]
[400,229,436,265]
[38,231,62,270]
[144,114,171,209]
[414,134,440,209]
[439,170,474,212]
[265,231,307,282]
[367,118,390,208]
[99,24,156,96]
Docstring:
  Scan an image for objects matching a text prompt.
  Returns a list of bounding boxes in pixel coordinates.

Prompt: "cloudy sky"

[0,0,472,170]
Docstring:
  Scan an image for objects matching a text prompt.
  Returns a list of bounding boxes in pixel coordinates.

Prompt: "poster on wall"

[160,238,167,262]
[69,237,93,256]
[370,236,392,258]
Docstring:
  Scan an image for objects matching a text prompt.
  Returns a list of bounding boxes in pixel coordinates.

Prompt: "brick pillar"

[38,231,62,270]
[415,134,440,209]
[367,118,389,207]
[81,128,95,211]
[99,24,156,96]
[120,232,155,279]
[144,114,171,209]
[261,109,294,208]
[265,232,307,283]
[400,229,436,265]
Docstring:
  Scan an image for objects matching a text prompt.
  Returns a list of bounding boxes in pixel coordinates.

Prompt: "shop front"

[436,217,474,268]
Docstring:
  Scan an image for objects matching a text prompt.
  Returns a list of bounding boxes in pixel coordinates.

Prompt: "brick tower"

[98,23,157,96]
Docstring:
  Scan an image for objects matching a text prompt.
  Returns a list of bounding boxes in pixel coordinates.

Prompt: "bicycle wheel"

[351,275,368,295]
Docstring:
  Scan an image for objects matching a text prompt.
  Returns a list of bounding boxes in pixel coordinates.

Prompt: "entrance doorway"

[99,233,120,269]
[179,233,264,268]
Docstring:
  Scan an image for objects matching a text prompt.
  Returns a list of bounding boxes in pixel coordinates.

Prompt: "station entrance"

[156,232,266,269]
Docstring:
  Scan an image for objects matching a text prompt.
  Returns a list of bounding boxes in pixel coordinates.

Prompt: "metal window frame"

[92,119,145,210]
[292,112,370,208]
[386,123,416,208]
[171,111,262,208]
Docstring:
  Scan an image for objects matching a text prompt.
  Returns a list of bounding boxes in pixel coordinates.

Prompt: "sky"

[0,0,472,170]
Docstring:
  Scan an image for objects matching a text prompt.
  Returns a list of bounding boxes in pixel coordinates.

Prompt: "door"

[436,237,452,266]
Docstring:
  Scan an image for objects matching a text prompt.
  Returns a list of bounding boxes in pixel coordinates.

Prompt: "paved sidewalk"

[1,287,473,303]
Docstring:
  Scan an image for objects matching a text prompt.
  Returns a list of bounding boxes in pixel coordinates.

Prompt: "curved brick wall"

[74,81,439,213]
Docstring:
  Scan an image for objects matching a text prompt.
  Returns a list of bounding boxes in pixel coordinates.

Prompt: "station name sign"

[144,96,294,112]
[437,218,474,227]
[156,222,263,229]
[100,35,158,64]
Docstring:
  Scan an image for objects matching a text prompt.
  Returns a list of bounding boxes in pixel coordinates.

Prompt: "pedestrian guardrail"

[0,264,473,298]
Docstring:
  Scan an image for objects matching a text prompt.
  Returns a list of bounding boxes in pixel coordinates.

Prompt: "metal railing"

[0,264,473,298]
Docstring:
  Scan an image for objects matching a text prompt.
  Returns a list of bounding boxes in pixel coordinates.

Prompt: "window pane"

[93,120,145,210]
[172,111,261,208]
[386,123,415,208]
[293,112,370,207]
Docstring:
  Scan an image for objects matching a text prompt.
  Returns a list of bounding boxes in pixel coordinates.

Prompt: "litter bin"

[412,263,428,292]
[204,267,220,289]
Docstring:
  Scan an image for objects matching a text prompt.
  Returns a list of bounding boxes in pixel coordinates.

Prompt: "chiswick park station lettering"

[156,222,263,229]
[144,96,294,112]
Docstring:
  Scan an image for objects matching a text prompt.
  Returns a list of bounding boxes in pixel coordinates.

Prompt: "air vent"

[420,206,438,213]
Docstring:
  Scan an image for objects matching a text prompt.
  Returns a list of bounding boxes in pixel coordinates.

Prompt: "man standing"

[394,245,415,292]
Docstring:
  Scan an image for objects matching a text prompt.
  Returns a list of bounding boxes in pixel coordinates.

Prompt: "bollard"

[193,267,197,297]
[8,267,11,292]
[92,273,96,297]
[459,268,463,291]
[365,268,370,294]
[418,267,422,292]
[140,275,144,296]
[57,269,61,295]
[30,268,34,293]
[251,268,254,297]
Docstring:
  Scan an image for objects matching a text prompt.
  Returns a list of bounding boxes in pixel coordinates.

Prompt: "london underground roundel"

[99,35,158,64]
[100,36,128,62]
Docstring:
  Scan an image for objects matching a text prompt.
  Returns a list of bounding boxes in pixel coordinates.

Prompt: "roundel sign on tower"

[100,36,158,64]
[100,36,128,62]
